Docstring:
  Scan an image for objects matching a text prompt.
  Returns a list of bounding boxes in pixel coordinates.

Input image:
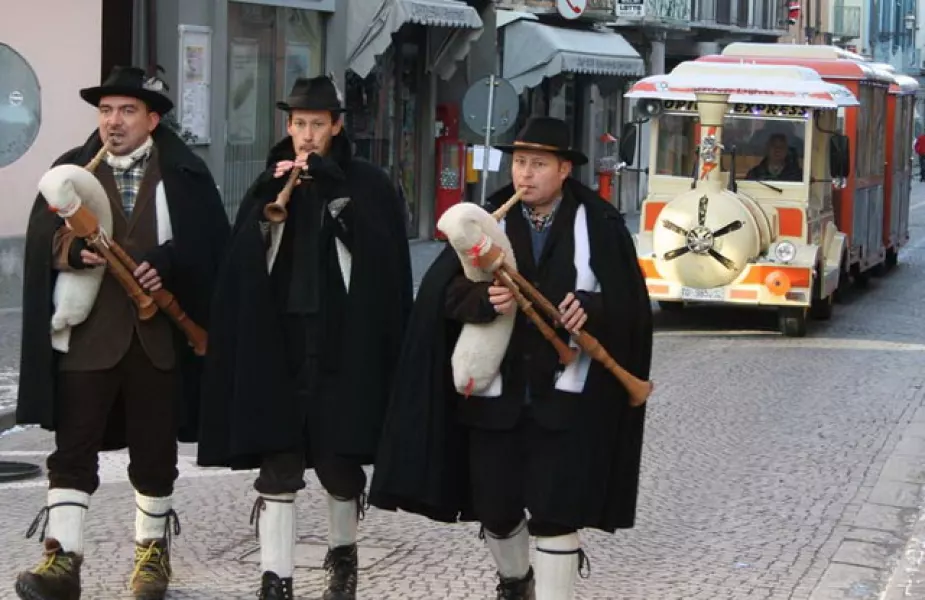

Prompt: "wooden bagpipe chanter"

[437,191,653,407]
[38,141,207,356]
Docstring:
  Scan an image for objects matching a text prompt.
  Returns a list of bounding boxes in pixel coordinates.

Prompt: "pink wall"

[0,1,102,237]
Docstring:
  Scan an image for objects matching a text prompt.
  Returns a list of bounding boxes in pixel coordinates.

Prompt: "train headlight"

[774,241,797,263]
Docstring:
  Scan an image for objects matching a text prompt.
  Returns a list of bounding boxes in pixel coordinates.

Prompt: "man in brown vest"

[14,66,230,600]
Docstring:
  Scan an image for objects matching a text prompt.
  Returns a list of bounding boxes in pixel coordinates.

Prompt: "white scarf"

[104,136,153,170]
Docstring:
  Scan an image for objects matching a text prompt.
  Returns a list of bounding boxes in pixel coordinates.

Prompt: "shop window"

[344,30,425,238]
[0,44,41,168]
[222,2,326,217]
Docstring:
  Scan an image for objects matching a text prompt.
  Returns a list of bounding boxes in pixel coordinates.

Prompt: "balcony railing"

[644,0,692,21]
[833,4,862,38]
[691,0,784,30]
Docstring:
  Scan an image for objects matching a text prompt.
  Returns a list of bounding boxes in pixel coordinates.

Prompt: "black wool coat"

[369,179,653,533]
[196,134,413,470]
[16,126,231,448]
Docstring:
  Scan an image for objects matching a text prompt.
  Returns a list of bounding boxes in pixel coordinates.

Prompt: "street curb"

[0,408,16,434]
[808,378,925,599]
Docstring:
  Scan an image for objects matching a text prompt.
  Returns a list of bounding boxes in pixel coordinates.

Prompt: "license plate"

[680,286,725,302]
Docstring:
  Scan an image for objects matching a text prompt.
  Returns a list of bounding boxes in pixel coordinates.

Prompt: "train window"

[722,116,806,183]
[654,113,699,176]
[0,44,41,168]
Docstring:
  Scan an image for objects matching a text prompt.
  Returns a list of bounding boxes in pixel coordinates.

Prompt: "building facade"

[0,0,799,309]
[0,0,104,307]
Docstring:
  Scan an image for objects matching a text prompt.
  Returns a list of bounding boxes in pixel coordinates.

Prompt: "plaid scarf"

[521,196,562,232]
[105,138,154,216]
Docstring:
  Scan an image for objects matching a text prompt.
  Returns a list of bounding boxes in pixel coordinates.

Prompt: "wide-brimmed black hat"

[276,75,346,113]
[495,116,588,166]
[79,66,173,115]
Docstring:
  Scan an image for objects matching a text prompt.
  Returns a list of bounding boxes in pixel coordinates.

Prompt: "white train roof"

[721,42,868,62]
[627,62,859,108]
[867,62,920,94]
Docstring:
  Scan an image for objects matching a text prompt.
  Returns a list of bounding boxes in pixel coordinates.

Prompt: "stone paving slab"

[1,197,925,600]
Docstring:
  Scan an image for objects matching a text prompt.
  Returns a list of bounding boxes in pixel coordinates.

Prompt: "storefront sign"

[616,0,645,18]
[566,54,642,76]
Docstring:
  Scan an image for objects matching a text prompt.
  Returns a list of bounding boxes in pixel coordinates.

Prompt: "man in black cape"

[196,75,412,600]
[14,66,230,600]
[370,117,653,599]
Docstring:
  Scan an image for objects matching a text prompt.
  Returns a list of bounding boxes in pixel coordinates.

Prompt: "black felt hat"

[276,75,346,113]
[495,116,588,166]
[79,66,173,115]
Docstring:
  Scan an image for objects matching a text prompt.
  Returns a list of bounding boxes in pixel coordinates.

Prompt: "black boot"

[322,544,358,600]
[14,539,83,600]
[496,567,535,600]
[258,571,293,600]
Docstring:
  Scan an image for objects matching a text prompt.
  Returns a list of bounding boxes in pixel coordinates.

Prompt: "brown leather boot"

[14,538,82,600]
[129,539,171,600]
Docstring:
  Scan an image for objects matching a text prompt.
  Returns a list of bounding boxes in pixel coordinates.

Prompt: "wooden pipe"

[263,163,304,223]
[64,204,158,321]
[494,267,578,366]
[486,187,575,365]
[75,138,208,354]
[478,244,653,407]
[85,141,110,172]
[491,188,525,220]
[80,140,157,321]
[106,243,208,356]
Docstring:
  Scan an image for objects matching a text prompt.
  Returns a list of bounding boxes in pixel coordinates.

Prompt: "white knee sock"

[534,533,582,600]
[327,494,358,549]
[258,493,296,578]
[135,492,172,543]
[46,488,90,554]
[484,521,531,580]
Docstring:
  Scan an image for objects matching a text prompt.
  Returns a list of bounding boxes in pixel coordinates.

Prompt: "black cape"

[196,134,413,470]
[16,127,231,447]
[369,180,653,533]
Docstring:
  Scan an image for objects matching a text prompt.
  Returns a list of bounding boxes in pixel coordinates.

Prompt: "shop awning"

[347,0,484,80]
[501,20,645,93]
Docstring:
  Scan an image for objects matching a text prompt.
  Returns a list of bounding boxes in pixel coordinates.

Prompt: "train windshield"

[655,113,807,184]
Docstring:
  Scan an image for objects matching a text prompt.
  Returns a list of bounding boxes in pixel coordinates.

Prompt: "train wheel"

[834,255,850,303]
[886,247,898,270]
[810,270,834,321]
[778,307,808,337]
[851,263,871,288]
[658,301,685,312]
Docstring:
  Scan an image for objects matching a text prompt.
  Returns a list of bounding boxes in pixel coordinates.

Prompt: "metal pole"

[480,74,497,206]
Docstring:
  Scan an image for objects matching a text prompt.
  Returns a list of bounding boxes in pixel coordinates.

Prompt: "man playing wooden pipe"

[196,75,412,600]
[371,116,653,599]
[14,66,230,600]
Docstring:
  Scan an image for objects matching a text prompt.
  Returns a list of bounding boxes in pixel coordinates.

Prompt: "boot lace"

[130,541,171,586]
[32,548,76,577]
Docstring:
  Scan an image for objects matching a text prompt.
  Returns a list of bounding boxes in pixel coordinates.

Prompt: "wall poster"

[177,24,212,145]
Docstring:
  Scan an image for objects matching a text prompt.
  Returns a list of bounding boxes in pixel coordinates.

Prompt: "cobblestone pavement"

[3,198,925,598]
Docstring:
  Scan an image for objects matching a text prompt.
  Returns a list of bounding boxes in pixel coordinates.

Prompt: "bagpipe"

[437,191,653,407]
[38,141,207,356]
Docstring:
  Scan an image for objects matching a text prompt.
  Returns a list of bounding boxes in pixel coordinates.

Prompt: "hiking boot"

[496,567,535,600]
[129,539,171,600]
[322,544,358,600]
[258,571,293,600]
[14,539,82,600]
